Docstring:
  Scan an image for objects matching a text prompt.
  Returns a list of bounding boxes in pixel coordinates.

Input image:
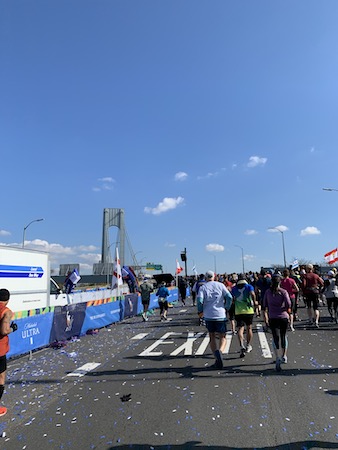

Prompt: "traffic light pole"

[181,248,187,277]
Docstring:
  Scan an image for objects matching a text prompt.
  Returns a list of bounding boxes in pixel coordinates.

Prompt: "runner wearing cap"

[197,271,232,369]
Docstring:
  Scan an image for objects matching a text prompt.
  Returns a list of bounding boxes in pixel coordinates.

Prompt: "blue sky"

[1,1,338,275]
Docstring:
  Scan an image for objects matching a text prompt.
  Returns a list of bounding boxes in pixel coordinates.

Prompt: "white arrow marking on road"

[256,323,273,358]
[138,332,181,356]
[67,362,101,377]
[170,332,205,356]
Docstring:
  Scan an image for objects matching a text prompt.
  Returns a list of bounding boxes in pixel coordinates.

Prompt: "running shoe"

[290,325,295,332]
[240,347,246,358]
[0,406,7,417]
[275,358,282,372]
[315,321,319,329]
[281,355,288,364]
[246,344,253,353]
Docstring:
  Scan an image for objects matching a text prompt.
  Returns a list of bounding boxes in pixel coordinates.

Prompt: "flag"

[324,248,338,265]
[176,259,183,274]
[112,247,123,289]
[192,265,198,275]
[69,268,81,285]
[291,259,299,270]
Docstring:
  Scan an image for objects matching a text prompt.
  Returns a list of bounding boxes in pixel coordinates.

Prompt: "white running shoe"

[246,344,253,353]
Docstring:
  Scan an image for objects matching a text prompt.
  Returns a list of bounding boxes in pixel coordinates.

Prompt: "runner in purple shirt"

[263,274,291,372]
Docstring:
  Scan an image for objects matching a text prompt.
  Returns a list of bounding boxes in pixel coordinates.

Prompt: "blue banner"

[8,312,54,358]
[81,300,122,334]
[123,293,138,318]
[49,304,87,342]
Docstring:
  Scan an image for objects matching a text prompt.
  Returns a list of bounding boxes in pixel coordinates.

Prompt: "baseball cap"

[205,270,215,279]
[328,270,335,277]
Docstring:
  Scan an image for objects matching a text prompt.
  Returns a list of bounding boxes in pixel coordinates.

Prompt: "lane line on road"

[67,362,101,377]
[256,323,273,358]
[132,333,149,340]
[224,330,233,354]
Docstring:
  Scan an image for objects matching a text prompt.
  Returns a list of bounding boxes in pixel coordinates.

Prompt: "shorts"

[205,319,227,334]
[0,355,6,374]
[304,292,319,310]
[235,314,254,327]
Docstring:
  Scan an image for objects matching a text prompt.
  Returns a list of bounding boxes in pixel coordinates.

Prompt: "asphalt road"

[0,300,337,450]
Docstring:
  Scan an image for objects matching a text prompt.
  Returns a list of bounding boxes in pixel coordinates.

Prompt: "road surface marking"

[132,333,149,340]
[138,332,181,356]
[67,362,101,377]
[256,323,273,358]
[170,332,205,356]
[223,331,233,354]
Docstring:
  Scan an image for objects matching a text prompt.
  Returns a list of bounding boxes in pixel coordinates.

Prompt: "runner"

[197,271,232,369]
[156,281,170,321]
[301,264,324,328]
[231,274,257,358]
[280,269,299,332]
[263,274,291,372]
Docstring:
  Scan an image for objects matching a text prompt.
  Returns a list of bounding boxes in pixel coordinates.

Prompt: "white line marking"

[67,362,101,377]
[194,333,209,355]
[256,323,273,358]
[223,331,233,354]
[179,309,187,313]
[132,333,149,340]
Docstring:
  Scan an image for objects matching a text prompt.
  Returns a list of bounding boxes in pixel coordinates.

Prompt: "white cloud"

[245,229,258,235]
[244,254,255,261]
[300,226,321,236]
[0,230,11,236]
[144,196,185,215]
[197,171,219,180]
[205,243,225,252]
[98,177,115,183]
[174,172,188,181]
[247,156,267,168]
[231,163,237,170]
[268,225,289,233]
[165,242,176,248]
[93,177,116,192]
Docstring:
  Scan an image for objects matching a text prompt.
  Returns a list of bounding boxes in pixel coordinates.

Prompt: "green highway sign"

[146,263,162,270]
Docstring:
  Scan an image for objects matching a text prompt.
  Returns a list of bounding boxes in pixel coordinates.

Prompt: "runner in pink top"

[280,269,299,332]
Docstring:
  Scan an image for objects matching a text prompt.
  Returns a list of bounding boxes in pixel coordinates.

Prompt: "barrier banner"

[81,300,122,334]
[8,312,54,358]
[49,303,87,342]
[123,293,138,319]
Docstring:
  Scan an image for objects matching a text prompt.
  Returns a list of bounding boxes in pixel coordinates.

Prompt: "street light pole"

[268,227,287,268]
[235,245,245,274]
[22,218,44,248]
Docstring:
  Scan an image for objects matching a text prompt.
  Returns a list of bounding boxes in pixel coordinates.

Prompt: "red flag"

[176,259,183,274]
[324,248,338,265]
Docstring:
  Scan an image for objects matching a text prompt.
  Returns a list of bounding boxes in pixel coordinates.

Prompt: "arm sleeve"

[197,289,204,314]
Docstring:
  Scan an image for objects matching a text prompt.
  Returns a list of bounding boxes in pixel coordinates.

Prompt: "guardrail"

[9,287,178,358]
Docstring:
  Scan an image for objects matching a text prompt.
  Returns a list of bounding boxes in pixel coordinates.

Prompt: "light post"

[213,255,217,274]
[268,227,287,268]
[22,218,44,248]
[235,245,245,274]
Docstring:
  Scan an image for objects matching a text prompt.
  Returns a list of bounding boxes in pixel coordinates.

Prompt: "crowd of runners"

[187,264,337,371]
[137,264,337,372]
